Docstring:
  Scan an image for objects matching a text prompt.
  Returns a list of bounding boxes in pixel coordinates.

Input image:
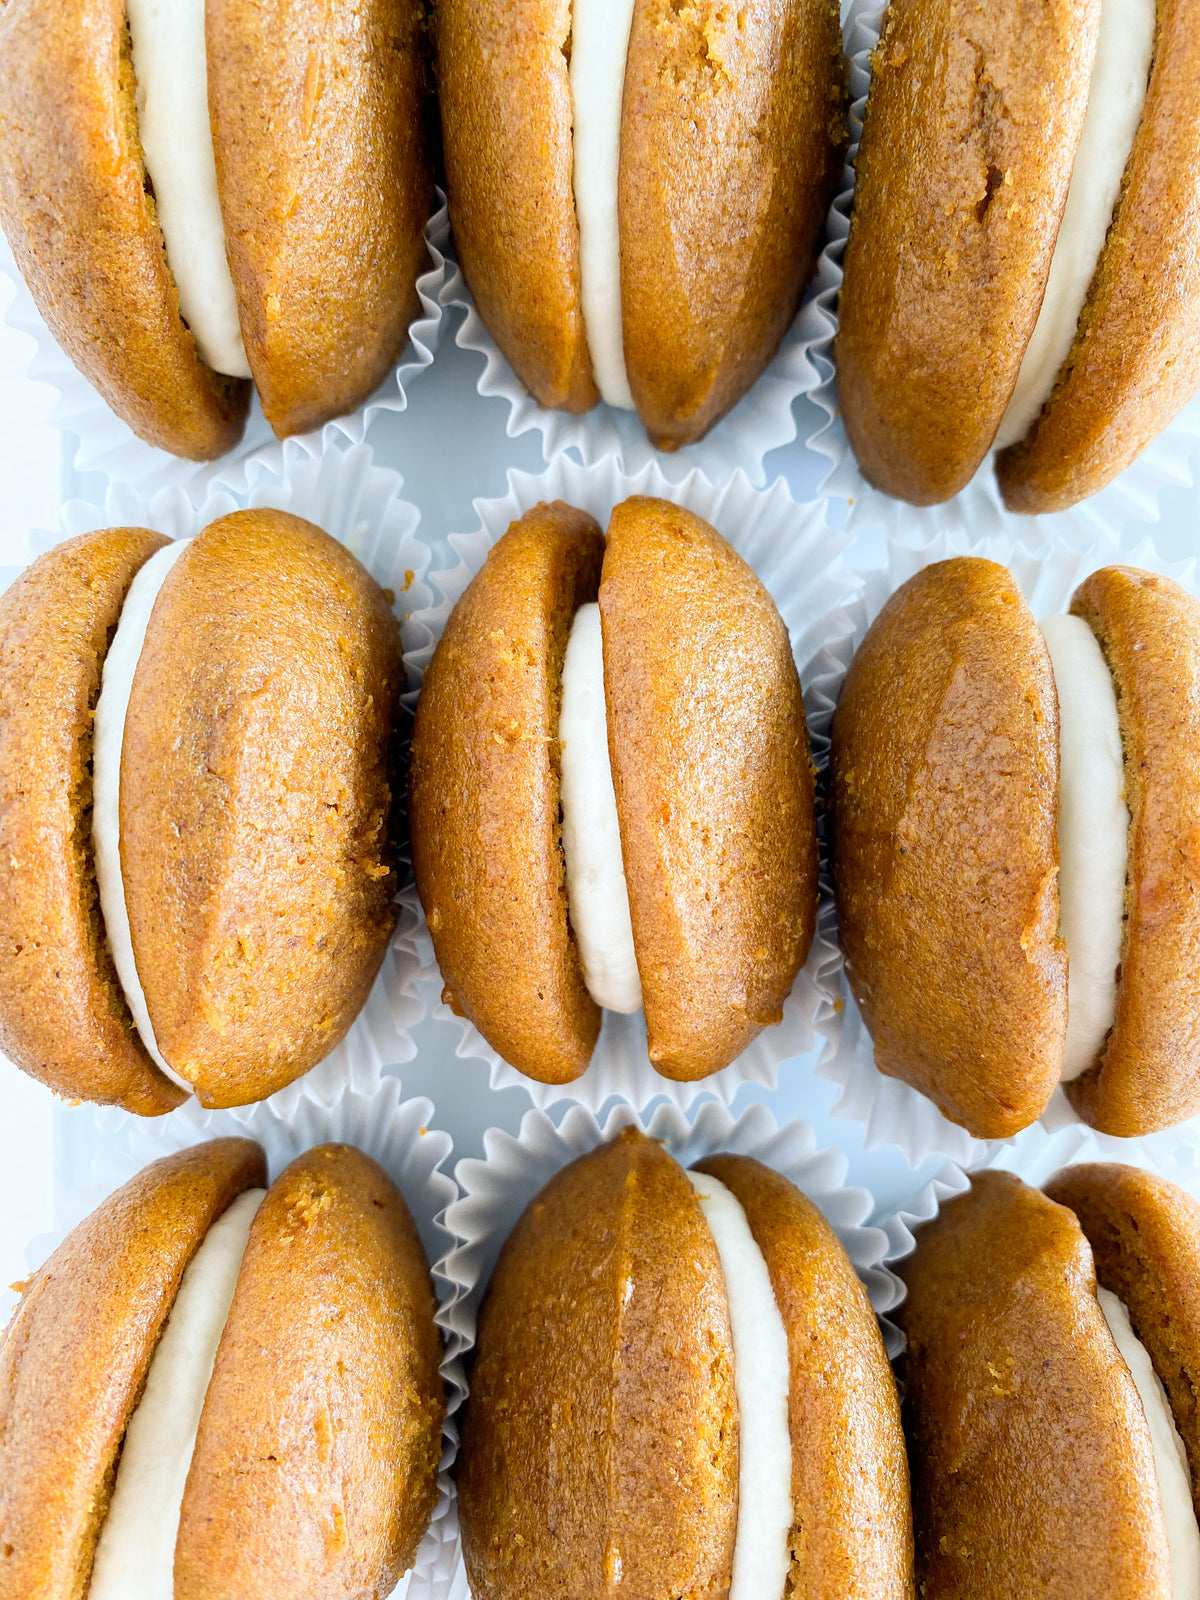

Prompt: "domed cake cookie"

[409,496,818,1087]
[0,510,404,1113]
[458,1127,913,1600]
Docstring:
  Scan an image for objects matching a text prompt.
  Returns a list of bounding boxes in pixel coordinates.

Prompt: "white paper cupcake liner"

[24,436,433,1119]
[11,1074,468,1600]
[395,453,862,1112]
[814,524,1200,1172]
[0,195,449,500]
[440,229,827,488]
[793,0,1200,542]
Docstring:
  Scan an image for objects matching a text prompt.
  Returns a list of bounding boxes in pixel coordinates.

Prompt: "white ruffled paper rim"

[14,1073,469,1600]
[0,194,450,500]
[395,453,862,1112]
[440,221,827,488]
[792,0,1200,541]
[16,435,434,1124]
[814,523,1200,1172]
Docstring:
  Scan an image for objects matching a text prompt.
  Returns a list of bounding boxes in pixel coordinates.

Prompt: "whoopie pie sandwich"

[0,0,434,460]
[457,1127,915,1600]
[898,1164,1200,1599]
[836,0,1200,511]
[408,496,819,1087]
[0,509,404,1114]
[830,555,1200,1139]
[0,1139,445,1600]
[435,0,847,449]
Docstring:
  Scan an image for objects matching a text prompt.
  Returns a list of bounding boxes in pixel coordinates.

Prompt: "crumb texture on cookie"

[835,0,1099,502]
[208,0,433,437]
[175,1144,444,1600]
[409,502,606,1084]
[1065,568,1200,1134]
[0,1140,265,1600]
[899,1170,1173,1600]
[435,0,597,412]
[0,527,183,1115]
[830,558,1066,1136]
[458,1128,738,1600]
[602,497,817,1080]
[697,1154,915,1600]
[620,0,845,448]
[118,510,404,1109]
[0,0,249,458]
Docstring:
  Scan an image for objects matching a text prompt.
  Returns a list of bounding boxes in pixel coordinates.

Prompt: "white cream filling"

[686,1168,793,1600]
[570,0,637,410]
[126,0,252,379]
[93,539,192,1092]
[88,1187,266,1600]
[558,603,642,1013]
[1098,1287,1200,1600]
[1040,614,1129,1082]
[993,0,1155,449]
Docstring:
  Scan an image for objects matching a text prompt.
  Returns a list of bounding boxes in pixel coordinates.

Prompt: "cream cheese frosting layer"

[1097,1287,1200,1600]
[88,1187,266,1600]
[570,0,637,410]
[92,538,191,1092]
[126,0,253,380]
[686,1167,793,1600]
[1040,614,1129,1082]
[559,602,643,1013]
[993,0,1155,449]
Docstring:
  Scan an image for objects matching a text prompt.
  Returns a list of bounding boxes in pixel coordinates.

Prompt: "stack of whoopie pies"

[409,495,819,1088]
[435,0,847,448]
[0,0,434,458]
[831,555,1200,1139]
[0,509,404,1114]
[900,1163,1200,1598]
[837,0,1200,510]
[0,1139,444,1599]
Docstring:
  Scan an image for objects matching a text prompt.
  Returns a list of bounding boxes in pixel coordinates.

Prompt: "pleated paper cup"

[0,196,449,500]
[12,1073,469,1600]
[25,435,433,1121]
[792,0,1200,543]
[396,454,862,1112]
[815,524,1200,1172]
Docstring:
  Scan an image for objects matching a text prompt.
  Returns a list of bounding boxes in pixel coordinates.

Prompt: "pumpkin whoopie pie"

[0,0,433,460]
[898,1166,1200,1599]
[836,0,1200,511]
[434,0,846,449]
[457,1127,914,1600]
[0,509,404,1114]
[830,555,1200,1139]
[408,496,818,1087]
[0,1138,444,1600]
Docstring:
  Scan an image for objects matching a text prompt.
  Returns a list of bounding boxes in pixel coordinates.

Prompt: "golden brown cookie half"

[0,1139,266,1600]
[0,0,250,459]
[208,0,434,438]
[996,0,1200,512]
[435,0,845,447]
[408,502,606,1084]
[0,526,183,1116]
[176,1144,444,1600]
[603,497,818,1079]
[898,1169,1173,1600]
[835,0,1099,504]
[1044,1162,1200,1517]
[457,1129,739,1599]
[120,510,404,1109]
[830,557,1066,1137]
[1063,568,1200,1134]
[696,1154,915,1600]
